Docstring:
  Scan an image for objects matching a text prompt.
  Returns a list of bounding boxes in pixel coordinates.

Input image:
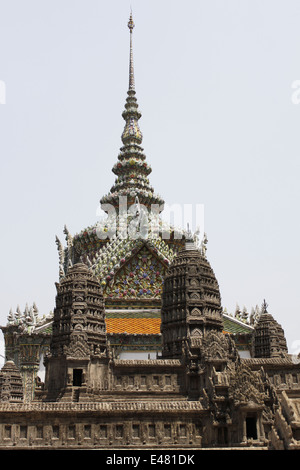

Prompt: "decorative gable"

[104,244,168,300]
[229,362,266,407]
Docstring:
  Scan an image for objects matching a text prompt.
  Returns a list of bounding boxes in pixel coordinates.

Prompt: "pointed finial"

[128,11,135,91]
[128,10,135,32]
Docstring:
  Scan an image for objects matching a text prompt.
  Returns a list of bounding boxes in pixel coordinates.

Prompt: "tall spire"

[100,13,164,214]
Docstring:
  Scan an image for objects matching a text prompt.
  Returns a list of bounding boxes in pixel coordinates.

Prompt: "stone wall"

[0,401,204,449]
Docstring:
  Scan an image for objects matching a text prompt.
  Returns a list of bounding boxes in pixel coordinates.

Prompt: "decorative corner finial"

[185,223,197,251]
[200,232,208,257]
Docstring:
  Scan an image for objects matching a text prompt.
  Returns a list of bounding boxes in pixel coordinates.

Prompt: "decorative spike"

[8,308,14,324]
[29,306,35,320]
[64,225,73,248]
[200,233,208,257]
[59,264,65,279]
[55,236,65,265]
[234,304,241,318]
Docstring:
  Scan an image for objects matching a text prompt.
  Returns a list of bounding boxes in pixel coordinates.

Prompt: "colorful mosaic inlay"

[104,246,166,299]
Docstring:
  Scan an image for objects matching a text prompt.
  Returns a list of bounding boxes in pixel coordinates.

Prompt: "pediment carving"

[66,335,90,359]
[191,328,202,337]
[190,308,201,316]
[190,292,200,299]
[228,363,266,407]
[201,330,236,362]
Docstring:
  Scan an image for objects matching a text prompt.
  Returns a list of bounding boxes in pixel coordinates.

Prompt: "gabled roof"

[92,238,176,288]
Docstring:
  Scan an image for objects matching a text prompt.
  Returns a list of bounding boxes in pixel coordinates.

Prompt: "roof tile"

[106,318,160,334]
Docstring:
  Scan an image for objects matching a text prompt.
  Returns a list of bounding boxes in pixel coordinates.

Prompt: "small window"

[99,425,107,438]
[165,376,171,386]
[292,374,298,384]
[128,376,134,386]
[116,376,122,386]
[20,426,27,439]
[52,425,59,439]
[36,426,43,439]
[149,424,156,438]
[116,425,123,438]
[4,425,11,439]
[179,424,186,437]
[84,425,91,439]
[164,424,171,438]
[153,376,159,386]
[132,424,140,438]
[68,425,76,439]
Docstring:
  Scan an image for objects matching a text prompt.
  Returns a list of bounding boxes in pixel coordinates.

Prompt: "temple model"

[0,14,299,450]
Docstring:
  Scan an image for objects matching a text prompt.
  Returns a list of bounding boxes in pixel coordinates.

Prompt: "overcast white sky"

[0,0,300,364]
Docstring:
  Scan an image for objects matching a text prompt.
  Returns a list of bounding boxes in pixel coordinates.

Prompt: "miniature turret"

[252,300,288,358]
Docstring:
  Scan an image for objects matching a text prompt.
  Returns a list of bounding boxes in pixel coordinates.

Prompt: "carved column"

[19,343,40,402]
